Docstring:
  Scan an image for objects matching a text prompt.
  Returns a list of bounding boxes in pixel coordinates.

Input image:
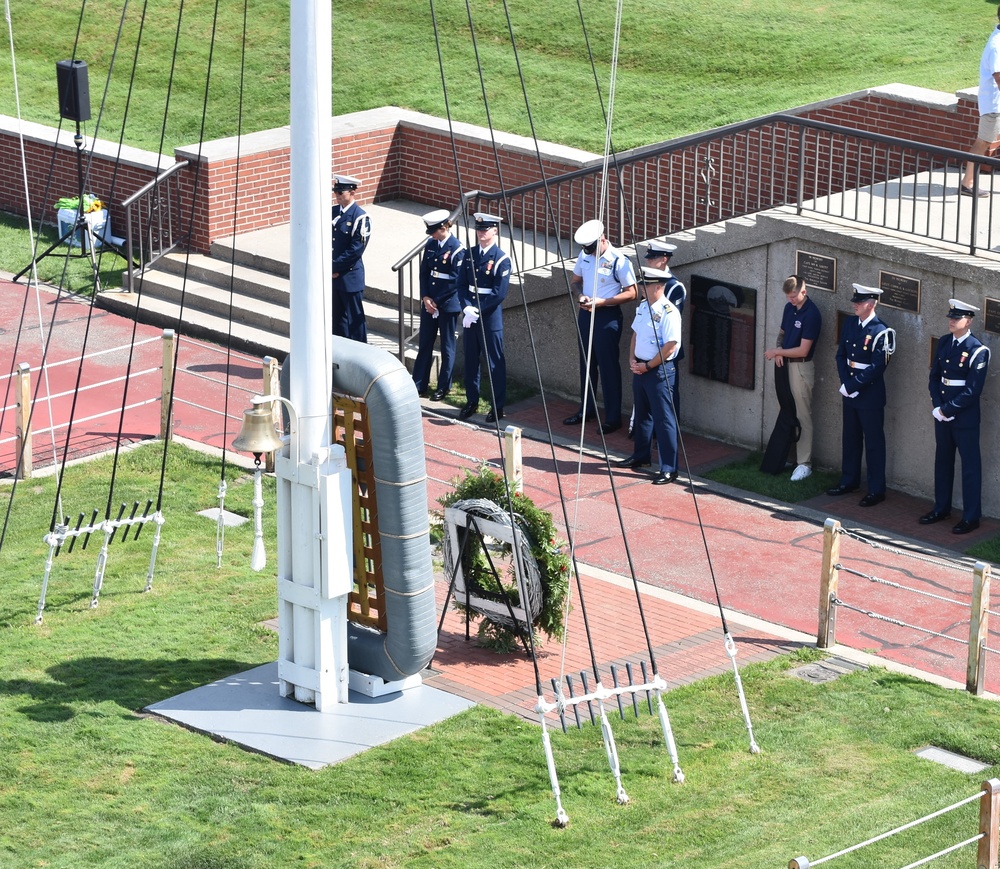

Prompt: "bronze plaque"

[985,298,1000,335]
[878,270,920,313]
[795,250,836,292]
[689,275,757,390]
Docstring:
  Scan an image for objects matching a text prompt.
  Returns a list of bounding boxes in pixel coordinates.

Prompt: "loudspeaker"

[56,59,91,122]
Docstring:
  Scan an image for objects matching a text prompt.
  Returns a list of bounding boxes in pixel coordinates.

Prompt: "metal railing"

[391,113,1000,360]
[122,159,190,292]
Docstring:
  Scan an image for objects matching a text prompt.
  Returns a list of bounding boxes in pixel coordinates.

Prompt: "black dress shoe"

[952,519,981,535]
[430,389,448,401]
[485,408,504,423]
[615,455,650,469]
[601,420,622,434]
[918,510,951,525]
[652,471,678,485]
[859,492,885,507]
[458,403,477,420]
[563,413,594,425]
[825,485,859,497]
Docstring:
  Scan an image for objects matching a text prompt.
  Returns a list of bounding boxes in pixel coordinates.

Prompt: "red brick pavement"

[6,279,996,713]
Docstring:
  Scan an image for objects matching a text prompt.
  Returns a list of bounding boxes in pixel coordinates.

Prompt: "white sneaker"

[790,464,812,482]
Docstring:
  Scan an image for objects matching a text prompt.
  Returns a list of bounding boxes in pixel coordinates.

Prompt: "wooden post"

[263,355,280,472]
[15,362,31,479]
[969,562,992,695]
[978,778,1000,869]
[817,517,841,648]
[504,425,523,494]
[160,329,175,441]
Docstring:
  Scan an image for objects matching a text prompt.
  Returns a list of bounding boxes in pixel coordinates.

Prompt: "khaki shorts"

[978,112,1000,143]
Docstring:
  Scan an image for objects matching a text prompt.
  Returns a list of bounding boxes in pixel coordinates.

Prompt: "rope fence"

[789,778,1000,869]
[818,518,992,695]
[5,330,272,479]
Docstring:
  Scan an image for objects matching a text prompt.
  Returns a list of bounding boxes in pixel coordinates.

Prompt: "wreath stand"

[438,499,543,655]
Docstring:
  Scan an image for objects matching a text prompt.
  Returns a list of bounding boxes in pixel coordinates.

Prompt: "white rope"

[801,790,982,866]
[560,0,628,688]
[838,526,970,573]
[4,0,64,518]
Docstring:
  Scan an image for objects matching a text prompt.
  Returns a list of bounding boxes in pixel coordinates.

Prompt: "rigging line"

[217,0,250,483]
[152,0,223,515]
[33,1,112,534]
[0,0,91,530]
[80,2,169,519]
[577,0,753,697]
[465,0,622,691]
[492,0,665,684]
[209,0,250,567]
[455,0,546,694]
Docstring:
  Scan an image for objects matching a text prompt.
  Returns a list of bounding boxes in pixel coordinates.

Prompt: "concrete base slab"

[145,662,475,769]
[197,507,249,527]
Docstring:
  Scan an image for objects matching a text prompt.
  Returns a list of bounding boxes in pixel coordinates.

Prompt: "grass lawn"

[0,212,127,294]
[0,1,989,154]
[1,441,999,868]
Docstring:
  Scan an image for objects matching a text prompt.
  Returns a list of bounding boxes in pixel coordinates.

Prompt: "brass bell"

[233,406,284,458]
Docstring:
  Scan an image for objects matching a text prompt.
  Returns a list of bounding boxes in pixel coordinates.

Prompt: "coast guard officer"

[564,219,637,433]
[412,209,465,401]
[616,267,681,485]
[920,299,991,534]
[826,284,895,506]
[331,174,371,343]
[642,240,686,413]
[458,212,511,423]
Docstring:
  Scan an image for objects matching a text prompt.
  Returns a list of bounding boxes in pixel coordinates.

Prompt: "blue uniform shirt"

[836,313,894,409]
[460,243,511,317]
[929,332,990,425]
[331,201,371,294]
[419,234,465,314]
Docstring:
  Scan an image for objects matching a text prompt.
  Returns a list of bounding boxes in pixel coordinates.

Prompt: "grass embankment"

[0,1,986,154]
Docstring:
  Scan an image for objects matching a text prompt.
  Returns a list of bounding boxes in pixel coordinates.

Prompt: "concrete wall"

[496,206,1000,516]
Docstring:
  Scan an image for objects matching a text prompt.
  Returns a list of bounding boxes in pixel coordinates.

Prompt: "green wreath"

[439,467,570,652]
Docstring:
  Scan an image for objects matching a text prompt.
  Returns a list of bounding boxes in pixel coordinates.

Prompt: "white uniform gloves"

[462,305,480,328]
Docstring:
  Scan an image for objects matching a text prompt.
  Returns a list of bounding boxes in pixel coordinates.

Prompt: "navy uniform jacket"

[419,235,465,314]
[836,314,894,410]
[459,243,511,326]
[331,201,371,294]
[929,333,990,428]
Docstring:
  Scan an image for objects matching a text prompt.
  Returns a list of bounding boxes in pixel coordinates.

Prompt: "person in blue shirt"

[412,209,465,401]
[920,299,991,534]
[763,275,822,481]
[826,284,895,507]
[458,213,511,423]
[331,174,371,343]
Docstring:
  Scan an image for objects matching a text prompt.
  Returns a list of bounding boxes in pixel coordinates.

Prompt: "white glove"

[462,305,480,328]
[432,310,439,319]
[933,406,955,422]
[839,384,849,398]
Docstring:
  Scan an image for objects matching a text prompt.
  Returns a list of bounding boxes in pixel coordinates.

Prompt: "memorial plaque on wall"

[689,275,757,390]
[985,298,1000,335]
[795,250,836,292]
[878,270,920,313]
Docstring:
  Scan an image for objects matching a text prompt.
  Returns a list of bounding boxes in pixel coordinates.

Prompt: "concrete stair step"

[124,269,291,337]
[97,290,291,358]
[149,251,291,306]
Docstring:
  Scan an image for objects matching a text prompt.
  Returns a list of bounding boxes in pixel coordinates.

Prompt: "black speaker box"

[56,59,91,122]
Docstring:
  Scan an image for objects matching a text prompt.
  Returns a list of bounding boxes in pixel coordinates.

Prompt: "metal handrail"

[123,159,190,292]
[389,113,1000,360]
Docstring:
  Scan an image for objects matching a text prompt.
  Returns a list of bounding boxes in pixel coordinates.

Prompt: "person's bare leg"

[962,138,990,189]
